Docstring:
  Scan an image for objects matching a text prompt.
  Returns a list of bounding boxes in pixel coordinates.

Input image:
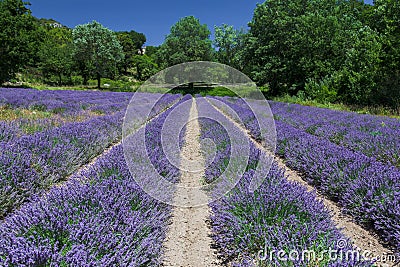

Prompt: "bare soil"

[162,98,220,266]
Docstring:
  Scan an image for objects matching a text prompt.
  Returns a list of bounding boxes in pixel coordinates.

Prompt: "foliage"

[145,45,160,58]
[87,77,140,92]
[72,21,124,88]
[38,27,74,85]
[132,54,159,81]
[370,0,400,108]
[0,0,39,84]
[213,24,246,71]
[116,30,146,74]
[157,16,213,68]
[245,0,383,106]
[170,85,237,97]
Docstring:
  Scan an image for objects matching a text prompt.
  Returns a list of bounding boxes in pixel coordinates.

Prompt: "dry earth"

[162,98,220,267]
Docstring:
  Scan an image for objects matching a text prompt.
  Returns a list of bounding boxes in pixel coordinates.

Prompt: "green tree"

[247,0,381,104]
[116,30,146,74]
[0,0,38,84]
[305,25,382,104]
[144,46,160,58]
[132,54,159,81]
[72,21,124,89]
[248,0,333,95]
[371,0,400,108]
[157,16,214,89]
[158,16,213,68]
[214,24,246,70]
[38,27,74,85]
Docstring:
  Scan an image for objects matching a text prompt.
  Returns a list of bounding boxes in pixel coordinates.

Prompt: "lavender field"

[0,88,398,266]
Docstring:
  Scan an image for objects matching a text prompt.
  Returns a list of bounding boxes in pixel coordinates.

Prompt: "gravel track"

[163,98,220,267]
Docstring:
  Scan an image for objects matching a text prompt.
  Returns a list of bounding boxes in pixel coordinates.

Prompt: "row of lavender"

[0,112,123,220]
[0,95,190,265]
[144,95,192,184]
[0,88,132,114]
[0,91,182,219]
[0,89,181,148]
[210,96,400,252]
[0,89,180,144]
[197,97,370,266]
[0,112,118,146]
[270,102,400,168]
[0,89,134,144]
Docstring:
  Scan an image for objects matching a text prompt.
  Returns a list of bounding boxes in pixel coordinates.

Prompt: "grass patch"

[21,77,142,92]
[0,106,52,121]
[20,123,47,135]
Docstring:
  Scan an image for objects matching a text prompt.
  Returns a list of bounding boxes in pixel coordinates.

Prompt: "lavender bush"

[198,96,371,266]
[210,96,400,252]
[270,102,400,168]
[0,93,186,265]
[145,94,192,183]
[0,88,133,115]
[0,91,182,219]
[0,145,172,266]
[0,112,123,219]
[276,121,400,251]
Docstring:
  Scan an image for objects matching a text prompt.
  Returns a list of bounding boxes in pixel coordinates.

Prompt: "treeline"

[1,0,399,108]
[0,0,148,89]
[244,0,400,108]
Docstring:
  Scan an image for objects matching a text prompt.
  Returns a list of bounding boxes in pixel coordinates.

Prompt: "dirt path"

[163,98,220,267]
[208,99,396,266]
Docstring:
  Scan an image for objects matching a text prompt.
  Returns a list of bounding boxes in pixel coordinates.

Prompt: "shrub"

[305,76,338,104]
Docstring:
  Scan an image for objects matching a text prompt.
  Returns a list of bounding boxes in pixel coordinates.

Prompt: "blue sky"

[29,0,374,47]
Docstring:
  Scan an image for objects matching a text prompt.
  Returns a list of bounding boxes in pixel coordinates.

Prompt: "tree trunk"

[137,65,142,81]
[83,75,88,86]
[58,73,62,86]
[188,82,194,90]
[68,73,72,85]
[97,73,101,89]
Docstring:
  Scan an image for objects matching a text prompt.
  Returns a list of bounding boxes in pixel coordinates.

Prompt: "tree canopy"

[0,0,39,84]
[214,24,246,71]
[158,16,213,68]
[370,0,400,107]
[38,27,74,85]
[116,30,146,74]
[244,0,384,105]
[72,21,124,88]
